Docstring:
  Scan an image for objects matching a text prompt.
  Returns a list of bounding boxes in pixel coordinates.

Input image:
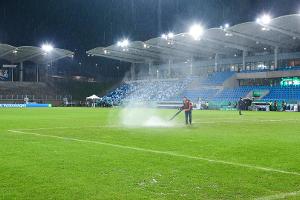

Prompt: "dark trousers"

[239,109,242,115]
[185,110,192,124]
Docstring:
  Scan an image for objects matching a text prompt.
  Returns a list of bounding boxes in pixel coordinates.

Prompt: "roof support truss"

[227,30,287,48]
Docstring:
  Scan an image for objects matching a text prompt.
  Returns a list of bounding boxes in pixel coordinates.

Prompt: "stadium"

[1,1,300,200]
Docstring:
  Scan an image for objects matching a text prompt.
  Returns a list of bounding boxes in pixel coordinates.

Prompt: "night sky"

[1,0,300,78]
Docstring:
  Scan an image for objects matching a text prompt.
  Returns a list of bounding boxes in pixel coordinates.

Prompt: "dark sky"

[0,0,300,78]
[1,0,300,51]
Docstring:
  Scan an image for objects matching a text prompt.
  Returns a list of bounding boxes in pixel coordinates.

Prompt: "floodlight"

[224,23,230,29]
[162,32,174,40]
[117,39,129,48]
[256,14,272,25]
[123,39,129,47]
[167,32,174,39]
[188,24,204,40]
[161,34,167,39]
[261,27,270,31]
[41,43,54,52]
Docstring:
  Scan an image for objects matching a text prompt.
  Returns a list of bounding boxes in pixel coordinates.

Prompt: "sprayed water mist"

[109,65,189,128]
[120,104,175,128]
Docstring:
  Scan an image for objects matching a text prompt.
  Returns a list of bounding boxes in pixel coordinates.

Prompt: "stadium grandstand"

[0,44,74,105]
[88,14,300,110]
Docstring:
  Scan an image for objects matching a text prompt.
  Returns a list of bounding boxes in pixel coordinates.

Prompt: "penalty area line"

[6,129,300,177]
[254,190,300,200]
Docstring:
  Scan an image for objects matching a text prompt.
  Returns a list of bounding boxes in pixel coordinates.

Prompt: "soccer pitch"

[1,108,300,200]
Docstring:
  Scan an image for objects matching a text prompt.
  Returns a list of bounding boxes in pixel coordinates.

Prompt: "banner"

[280,77,300,87]
[0,104,26,108]
[0,104,52,108]
[0,69,10,81]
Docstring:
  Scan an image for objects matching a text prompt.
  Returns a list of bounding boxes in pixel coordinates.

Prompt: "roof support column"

[45,63,49,82]
[130,63,136,80]
[274,47,278,70]
[19,62,23,82]
[168,59,173,78]
[36,64,39,82]
[11,67,14,82]
[214,54,219,72]
[242,50,247,71]
[148,61,153,77]
[190,58,193,75]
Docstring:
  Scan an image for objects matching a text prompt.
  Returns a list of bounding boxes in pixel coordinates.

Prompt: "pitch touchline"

[7,129,300,177]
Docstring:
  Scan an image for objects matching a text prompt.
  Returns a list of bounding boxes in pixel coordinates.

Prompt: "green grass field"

[1,108,300,200]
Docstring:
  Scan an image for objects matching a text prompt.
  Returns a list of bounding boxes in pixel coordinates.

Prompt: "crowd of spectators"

[99,78,191,106]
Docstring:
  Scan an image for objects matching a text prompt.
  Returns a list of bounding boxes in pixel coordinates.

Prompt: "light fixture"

[161,32,174,40]
[256,14,272,25]
[261,27,270,31]
[167,32,174,39]
[188,24,204,40]
[41,43,54,52]
[161,34,167,40]
[117,39,129,48]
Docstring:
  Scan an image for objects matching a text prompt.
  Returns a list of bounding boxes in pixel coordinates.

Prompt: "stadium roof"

[87,14,300,64]
[0,44,74,64]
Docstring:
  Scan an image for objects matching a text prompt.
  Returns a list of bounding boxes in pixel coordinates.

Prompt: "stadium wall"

[236,70,300,79]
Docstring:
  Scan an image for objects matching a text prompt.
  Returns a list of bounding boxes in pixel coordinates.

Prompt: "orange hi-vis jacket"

[183,100,193,112]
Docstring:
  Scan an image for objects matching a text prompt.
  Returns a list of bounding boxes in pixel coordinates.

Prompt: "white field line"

[13,118,300,130]
[7,129,300,177]
[193,119,299,124]
[254,190,300,200]
[11,125,182,131]
[11,125,117,131]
